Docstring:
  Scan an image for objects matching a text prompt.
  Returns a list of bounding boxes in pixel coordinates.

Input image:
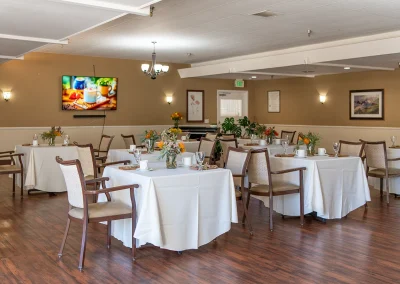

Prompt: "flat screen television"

[62,75,118,110]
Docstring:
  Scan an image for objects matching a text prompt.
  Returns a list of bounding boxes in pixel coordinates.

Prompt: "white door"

[217,90,248,125]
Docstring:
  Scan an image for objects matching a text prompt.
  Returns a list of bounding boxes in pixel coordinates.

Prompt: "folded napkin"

[119,165,139,171]
[275,153,295,157]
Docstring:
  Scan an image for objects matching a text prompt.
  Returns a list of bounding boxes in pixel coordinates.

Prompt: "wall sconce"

[319,95,326,104]
[166,96,173,105]
[3,91,11,102]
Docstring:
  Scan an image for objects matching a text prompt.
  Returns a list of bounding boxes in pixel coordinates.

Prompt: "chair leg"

[299,170,304,226]
[20,172,24,198]
[242,190,251,224]
[386,177,390,205]
[241,196,253,235]
[380,178,383,198]
[58,218,71,258]
[132,217,136,261]
[107,221,111,249]
[12,174,15,195]
[78,220,88,271]
[269,196,273,231]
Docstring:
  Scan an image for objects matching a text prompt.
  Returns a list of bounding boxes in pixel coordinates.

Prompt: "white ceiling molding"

[239,71,314,78]
[0,33,68,45]
[179,30,400,79]
[48,0,161,16]
[312,62,395,71]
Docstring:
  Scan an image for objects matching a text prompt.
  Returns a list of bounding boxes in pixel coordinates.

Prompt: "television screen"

[62,76,118,110]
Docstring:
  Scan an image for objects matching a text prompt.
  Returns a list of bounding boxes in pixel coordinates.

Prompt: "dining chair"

[219,138,238,167]
[177,132,190,140]
[225,147,253,235]
[339,140,365,158]
[121,134,145,149]
[56,156,139,271]
[245,149,306,231]
[281,130,296,144]
[198,138,217,165]
[0,151,24,197]
[360,140,400,205]
[205,133,217,140]
[94,134,114,164]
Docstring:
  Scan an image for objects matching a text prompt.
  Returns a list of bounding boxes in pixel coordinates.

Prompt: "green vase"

[308,144,316,156]
[146,139,155,153]
[48,137,55,146]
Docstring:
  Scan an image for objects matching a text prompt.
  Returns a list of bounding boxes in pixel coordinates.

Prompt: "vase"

[173,120,179,129]
[48,137,55,146]
[267,136,273,144]
[146,139,155,153]
[308,144,316,156]
[166,153,177,169]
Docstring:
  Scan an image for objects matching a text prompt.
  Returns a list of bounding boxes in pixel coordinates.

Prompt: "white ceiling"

[38,0,400,64]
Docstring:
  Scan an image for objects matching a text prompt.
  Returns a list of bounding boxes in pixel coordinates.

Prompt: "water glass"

[63,134,70,145]
[333,142,340,157]
[282,140,289,155]
[195,151,205,171]
[133,149,142,164]
[391,136,397,147]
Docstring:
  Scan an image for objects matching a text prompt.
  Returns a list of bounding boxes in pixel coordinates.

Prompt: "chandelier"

[141,42,169,79]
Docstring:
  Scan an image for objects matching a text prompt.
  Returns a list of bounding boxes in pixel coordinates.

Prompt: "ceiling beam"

[313,62,395,71]
[178,30,400,79]
[239,71,315,78]
[0,55,24,60]
[0,33,68,45]
[48,0,161,16]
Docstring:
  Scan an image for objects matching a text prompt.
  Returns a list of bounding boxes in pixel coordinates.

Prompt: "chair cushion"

[250,182,299,193]
[369,168,400,177]
[0,165,21,173]
[69,201,132,220]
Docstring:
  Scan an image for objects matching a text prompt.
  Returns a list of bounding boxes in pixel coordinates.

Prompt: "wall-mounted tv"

[62,76,118,110]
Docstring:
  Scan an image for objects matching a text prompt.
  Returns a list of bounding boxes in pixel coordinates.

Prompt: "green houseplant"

[221,117,242,138]
[238,116,256,138]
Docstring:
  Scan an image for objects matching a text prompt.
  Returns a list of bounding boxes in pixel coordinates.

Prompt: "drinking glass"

[285,135,290,144]
[250,134,257,144]
[63,134,70,145]
[133,149,142,164]
[333,142,340,157]
[33,134,38,140]
[391,136,397,147]
[195,151,206,171]
[187,133,191,140]
[282,140,289,155]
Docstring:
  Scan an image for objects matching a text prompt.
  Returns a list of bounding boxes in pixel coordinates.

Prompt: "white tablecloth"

[368,148,400,194]
[252,156,370,219]
[107,149,196,165]
[15,145,79,192]
[99,162,237,251]
[240,144,303,156]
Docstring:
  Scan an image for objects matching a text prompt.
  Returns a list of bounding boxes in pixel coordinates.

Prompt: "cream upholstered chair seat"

[69,201,132,219]
[0,164,21,173]
[249,182,299,193]
[369,168,400,177]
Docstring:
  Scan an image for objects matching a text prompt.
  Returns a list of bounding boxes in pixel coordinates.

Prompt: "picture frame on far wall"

[350,89,384,120]
[187,90,204,122]
[268,90,280,113]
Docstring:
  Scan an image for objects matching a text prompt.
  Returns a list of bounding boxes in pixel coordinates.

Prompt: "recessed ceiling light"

[252,76,257,79]
[344,67,351,70]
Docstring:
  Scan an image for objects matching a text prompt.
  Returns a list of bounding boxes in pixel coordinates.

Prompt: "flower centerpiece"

[298,131,321,156]
[142,130,159,153]
[265,127,278,144]
[171,112,183,128]
[158,129,185,169]
[40,126,64,146]
[169,127,182,136]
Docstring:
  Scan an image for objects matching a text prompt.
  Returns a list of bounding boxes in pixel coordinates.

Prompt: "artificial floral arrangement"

[171,112,183,128]
[169,127,182,135]
[297,131,321,155]
[41,126,64,146]
[158,129,186,169]
[142,130,160,153]
[265,127,279,142]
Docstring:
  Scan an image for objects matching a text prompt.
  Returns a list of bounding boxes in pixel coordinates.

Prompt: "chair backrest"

[198,138,216,157]
[73,143,97,177]
[56,156,86,208]
[281,130,296,143]
[225,147,251,176]
[205,133,217,141]
[339,140,365,157]
[99,135,114,152]
[220,139,238,164]
[247,149,271,185]
[121,134,135,149]
[296,132,304,144]
[221,134,235,139]
[360,140,387,169]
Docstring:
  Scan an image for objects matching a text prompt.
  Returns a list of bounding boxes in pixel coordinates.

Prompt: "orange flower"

[55,131,61,136]
[179,142,185,153]
[145,133,151,139]
[157,141,164,148]
[303,138,310,145]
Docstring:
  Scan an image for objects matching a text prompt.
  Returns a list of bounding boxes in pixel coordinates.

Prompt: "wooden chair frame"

[0,151,24,197]
[198,137,217,165]
[245,149,306,231]
[94,134,115,163]
[56,156,139,271]
[121,134,145,149]
[281,130,296,144]
[339,140,365,159]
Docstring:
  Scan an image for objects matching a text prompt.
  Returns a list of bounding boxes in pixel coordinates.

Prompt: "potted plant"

[238,116,256,138]
[97,78,112,97]
[221,117,242,138]
[255,124,267,139]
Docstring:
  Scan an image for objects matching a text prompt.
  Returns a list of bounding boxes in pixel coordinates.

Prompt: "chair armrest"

[97,160,130,168]
[0,150,14,155]
[85,177,110,185]
[271,167,306,175]
[84,184,139,195]
[388,157,400,162]
[0,153,24,158]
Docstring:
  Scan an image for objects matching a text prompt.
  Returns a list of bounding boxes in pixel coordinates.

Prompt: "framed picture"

[349,89,384,120]
[187,90,204,122]
[268,90,280,113]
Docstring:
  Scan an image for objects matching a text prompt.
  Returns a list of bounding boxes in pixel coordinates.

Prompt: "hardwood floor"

[0,176,399,284]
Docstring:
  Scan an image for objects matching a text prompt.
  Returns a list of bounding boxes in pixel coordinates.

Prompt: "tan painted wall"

[0,52,250,127]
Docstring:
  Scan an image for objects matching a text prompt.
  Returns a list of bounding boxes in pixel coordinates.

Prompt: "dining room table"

[15,144,79,192]
[252,155,370,219]
[97,161,238,251]
[106,149,197,164]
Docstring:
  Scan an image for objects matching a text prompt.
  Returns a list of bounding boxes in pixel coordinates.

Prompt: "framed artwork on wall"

[187,90,204,122]
[268,90,280,113]
[349,89,384,120]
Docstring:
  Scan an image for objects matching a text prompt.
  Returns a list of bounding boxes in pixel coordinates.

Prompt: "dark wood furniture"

[94,134,114,164]
[281,130,296,144]
[121,134,145,149]
[198,137,217,165]
[360,140,400,205]
[245,149,306,231]
[0,151,24,197]
[56,156,139,271]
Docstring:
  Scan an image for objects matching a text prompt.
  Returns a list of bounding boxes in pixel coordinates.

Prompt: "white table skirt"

[107,149,196,165]
[99,162,237,251]
[252,156,370,219]
[15,145,79,192]
[368,148,400,194]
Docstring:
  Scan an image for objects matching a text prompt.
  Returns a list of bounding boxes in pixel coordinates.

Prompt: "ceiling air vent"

[251,10,277,18]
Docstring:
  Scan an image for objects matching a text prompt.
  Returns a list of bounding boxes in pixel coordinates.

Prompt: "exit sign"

[235,79,244,88]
